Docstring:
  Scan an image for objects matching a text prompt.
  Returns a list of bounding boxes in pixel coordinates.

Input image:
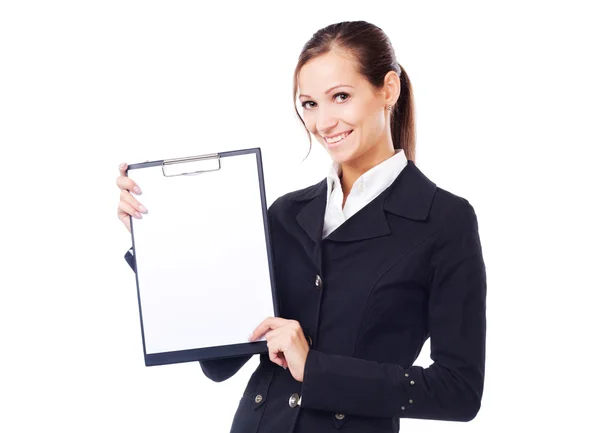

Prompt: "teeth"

[324,131,351,143]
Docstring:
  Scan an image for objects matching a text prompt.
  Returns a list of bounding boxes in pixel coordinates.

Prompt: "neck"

[339,144,396,196]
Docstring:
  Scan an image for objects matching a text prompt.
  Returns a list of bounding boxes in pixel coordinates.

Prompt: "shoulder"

[432,186,474,213]
[430,185,480,237]
[405,159,479,228]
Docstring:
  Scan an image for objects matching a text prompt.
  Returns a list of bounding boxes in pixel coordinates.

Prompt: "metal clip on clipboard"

[161,153,221,177]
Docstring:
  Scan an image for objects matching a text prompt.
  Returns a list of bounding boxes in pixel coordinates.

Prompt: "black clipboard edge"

[125,147,280,366]
[145,341,268,367]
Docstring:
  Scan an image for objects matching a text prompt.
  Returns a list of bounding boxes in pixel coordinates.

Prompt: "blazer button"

[315,275,322,288]
[335,413,345,420]
[289,393,300,408]
[254,394,263,404]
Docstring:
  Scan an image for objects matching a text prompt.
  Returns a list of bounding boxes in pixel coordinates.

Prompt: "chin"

[328,146,360,165]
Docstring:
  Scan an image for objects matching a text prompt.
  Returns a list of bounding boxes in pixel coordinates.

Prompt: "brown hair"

[293,20,416,162]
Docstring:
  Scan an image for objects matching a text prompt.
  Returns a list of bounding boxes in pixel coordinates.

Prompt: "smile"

[323,130,353,148]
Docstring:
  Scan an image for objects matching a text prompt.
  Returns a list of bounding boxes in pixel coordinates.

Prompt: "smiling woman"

[297,54,399,161]
[118,19,487,433]
[292,24,415,200]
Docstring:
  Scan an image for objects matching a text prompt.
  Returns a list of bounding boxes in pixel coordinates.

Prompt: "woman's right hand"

[116,162,148,233]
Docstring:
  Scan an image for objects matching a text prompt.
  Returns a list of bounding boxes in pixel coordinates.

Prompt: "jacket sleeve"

[124,247,136,273]
[123,246,253,382]
[299,200,487,421]
[199,355,253,382]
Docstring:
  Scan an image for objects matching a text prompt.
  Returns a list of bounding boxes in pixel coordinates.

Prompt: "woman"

[116,20,487,433]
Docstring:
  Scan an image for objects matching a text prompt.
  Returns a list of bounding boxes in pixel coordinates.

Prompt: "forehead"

[298,50,364,95]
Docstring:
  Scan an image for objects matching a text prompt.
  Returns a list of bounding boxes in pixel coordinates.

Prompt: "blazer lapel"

[294,179,327,245]
[291,160,437,244]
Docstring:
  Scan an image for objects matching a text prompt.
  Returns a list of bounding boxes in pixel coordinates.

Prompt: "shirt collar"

[326,148,406,197]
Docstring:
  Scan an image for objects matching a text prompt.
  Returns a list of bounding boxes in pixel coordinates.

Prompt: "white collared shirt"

[322,148,408,239]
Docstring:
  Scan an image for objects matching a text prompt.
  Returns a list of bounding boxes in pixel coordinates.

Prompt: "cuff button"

[410,380,415,385]
[335,413,345,420]
[409,399,413,404]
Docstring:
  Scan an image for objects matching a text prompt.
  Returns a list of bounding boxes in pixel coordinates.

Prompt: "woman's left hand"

[248,317,310,382]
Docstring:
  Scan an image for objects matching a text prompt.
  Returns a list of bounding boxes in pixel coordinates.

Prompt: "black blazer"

[124,159,487,433]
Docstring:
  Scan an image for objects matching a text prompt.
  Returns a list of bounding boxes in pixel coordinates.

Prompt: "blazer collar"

[292,160,437,243]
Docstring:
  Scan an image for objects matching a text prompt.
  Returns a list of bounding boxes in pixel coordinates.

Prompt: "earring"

[387,105,393,111]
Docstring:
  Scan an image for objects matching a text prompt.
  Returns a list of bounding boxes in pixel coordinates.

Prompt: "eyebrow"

[299,84,354,99]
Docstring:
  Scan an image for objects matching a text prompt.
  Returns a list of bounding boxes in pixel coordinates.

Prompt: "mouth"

[323,130,354,149]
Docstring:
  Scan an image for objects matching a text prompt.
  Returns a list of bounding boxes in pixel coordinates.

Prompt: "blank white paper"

[129,151,274,354]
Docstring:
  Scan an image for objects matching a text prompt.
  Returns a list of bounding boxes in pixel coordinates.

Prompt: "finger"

[120,189,148,214]
[249,324,273,342]
[116,174,142,195]
[118,162,128,176]
[119,199,143,219]
[250,317,286,341]
[267,341,285,367]
[265,322,299,345]
[263,328,279,342]
[269,351,283,367]
[276,352,288,369]
[249,318,274,341]
[279,353,288,369]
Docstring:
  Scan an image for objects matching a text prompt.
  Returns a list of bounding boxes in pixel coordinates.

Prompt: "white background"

[1,1,598,432]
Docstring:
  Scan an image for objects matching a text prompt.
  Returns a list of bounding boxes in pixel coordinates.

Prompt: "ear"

[382,70,401,108]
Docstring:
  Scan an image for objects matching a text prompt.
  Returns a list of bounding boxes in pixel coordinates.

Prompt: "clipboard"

[126,147,278,366]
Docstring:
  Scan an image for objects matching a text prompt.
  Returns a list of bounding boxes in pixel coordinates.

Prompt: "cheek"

[303,115,317,135]
[340,103,378,136]
[339,105,362,126]
[371,103,387,126]
[359,107,385,136]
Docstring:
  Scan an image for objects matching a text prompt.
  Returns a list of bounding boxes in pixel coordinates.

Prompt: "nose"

[316,107,338,136]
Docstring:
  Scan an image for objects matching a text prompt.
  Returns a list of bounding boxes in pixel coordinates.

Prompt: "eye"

[334,92,350,102]
[300,92,350,110]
